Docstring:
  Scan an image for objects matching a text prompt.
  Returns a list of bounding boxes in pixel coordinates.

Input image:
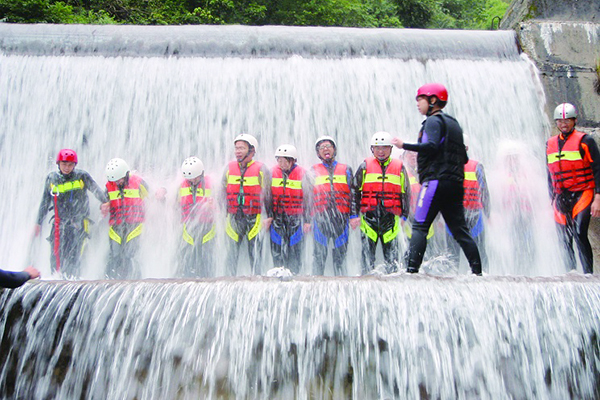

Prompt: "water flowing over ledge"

[1,275,598,399]
[0,24,520,60]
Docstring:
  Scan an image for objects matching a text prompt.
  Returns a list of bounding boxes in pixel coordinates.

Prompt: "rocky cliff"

[500,0,600,269]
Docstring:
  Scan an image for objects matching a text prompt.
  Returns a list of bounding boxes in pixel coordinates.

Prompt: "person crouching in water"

[178,157,216,278]
[101,158,151,279]
[392,83,482,275]
[266,144,312,274]
[353,132,410,274]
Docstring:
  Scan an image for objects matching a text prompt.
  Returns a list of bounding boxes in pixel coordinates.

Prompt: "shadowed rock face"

[501,0,600,30]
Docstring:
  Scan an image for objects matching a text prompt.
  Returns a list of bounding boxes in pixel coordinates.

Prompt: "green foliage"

[0,0,507,29]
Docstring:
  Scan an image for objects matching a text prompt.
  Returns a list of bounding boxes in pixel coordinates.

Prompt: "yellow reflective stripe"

[464,171,477,181]
[227,174,260,186]
[363,173,402,186]
[272,178,302,189]
[180,187,211,198]
[182,223,194,246]
[108,189,141,200]
[50,179,84,194]
[383,216,400,243]
[124,188,141,198]
[202,224,216,244]
[315,174,347,185]
[226,215,239,242]
[547,150,583,163]
[109,226,121,244]
[272,177,284,187]
[360,216,378,242]
[247,214,262,241]
[126,224,143,243]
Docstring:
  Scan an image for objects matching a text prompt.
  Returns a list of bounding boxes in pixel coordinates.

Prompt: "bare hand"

[350,217,361,230]
[263,217,273,230]
[100,202,110,217]
[24,266,40,280]
[155,187,167,201]
[34,224,41,237]
[391,137,404,149]
[592,194,600,218]
[303,223,311,233]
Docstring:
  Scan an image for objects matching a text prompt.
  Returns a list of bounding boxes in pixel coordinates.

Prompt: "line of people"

[31,84,598,280]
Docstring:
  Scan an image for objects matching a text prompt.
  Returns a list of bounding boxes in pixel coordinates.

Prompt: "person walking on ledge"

[392,83,482,275]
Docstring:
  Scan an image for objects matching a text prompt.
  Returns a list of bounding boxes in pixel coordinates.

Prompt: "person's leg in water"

[312,219,329,275]
[246,214,263,275]
[571,191,594,274]
[225,214,246,276]
[360,213,379,274]
[407,180,442,273]
[380,213,400,273]
[439,181,482,275]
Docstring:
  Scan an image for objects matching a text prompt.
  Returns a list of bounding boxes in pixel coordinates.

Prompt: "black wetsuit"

[403,111,482,274]
[0,270,32,289]
[36,169,107,276]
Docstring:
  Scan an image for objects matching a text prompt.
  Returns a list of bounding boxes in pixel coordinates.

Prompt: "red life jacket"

[180,177,213,223]
[547,130,595,193]
[463,159,483,210]
[272,165,305,216]
[226,160,263,215]
[106,175,145,226]
[312,163,351,215]
[360,157,404,216]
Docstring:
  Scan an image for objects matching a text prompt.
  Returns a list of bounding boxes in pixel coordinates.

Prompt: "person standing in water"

[392,83,482,275]
[35,149,107,277]
[546,103,600,274]
[311,136,358,276]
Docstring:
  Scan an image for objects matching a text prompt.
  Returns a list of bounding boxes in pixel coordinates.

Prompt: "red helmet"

[56,149,78,164]
[416,83,448,102]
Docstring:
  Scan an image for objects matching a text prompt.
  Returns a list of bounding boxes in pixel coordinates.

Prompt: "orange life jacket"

[226,161,263,215]
[360,157,404,216]
[312,163,351,215]
[463,159,483,210]
[271,165,305,216]
[547,130,595,193]
[106,175,145,226]
[180,177,213,223]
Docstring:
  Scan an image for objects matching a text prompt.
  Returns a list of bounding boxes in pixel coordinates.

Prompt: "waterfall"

[0,24,597,399]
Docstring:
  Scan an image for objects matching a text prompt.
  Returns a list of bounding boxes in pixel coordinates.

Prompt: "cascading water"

[0,24,598,399]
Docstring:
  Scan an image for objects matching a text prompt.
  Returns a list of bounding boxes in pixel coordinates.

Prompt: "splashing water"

[0,24,597,400]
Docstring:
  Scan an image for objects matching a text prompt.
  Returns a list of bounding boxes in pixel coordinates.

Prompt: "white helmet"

[315,135,337,150]
[554,103,577,120]
[371,131,393,146]
[105,158,130,182]
[234,134,259,152]
[275,144,298,160]
[181,156,205,179]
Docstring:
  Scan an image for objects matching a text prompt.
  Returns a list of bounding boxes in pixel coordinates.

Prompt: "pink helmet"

[416,83,448,102]
[56,149,78,164]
